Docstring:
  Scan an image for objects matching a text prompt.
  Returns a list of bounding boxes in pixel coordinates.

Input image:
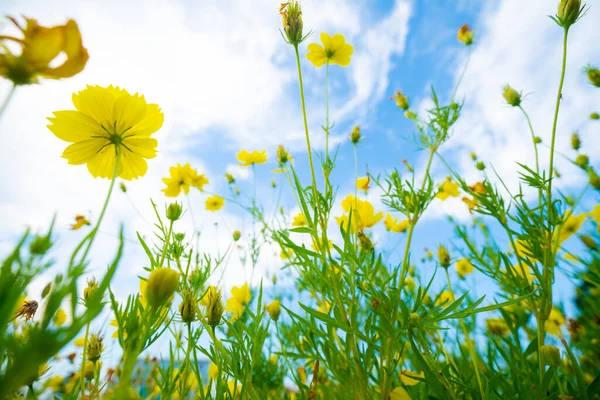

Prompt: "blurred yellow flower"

[384,213,409,233]
[356,176,370,191]
[292,212,307,227]
[486,318,509,336]
[590,205,600,226]
[336,194,383,234]
[513,263,535,283]
[280,248,294,259]
[53,308,67,326]
[399,370,424,386]
[555,211,586,244]
[48,85,163,180]
[306,33,354,67]
[162,163,209,197]
[436,179,460,200]
[208,362,218,380]
[311,238,333,252]
[455,258,474,278]
[458,24,475,46]
[512,239,536,260]
[237,149,267,166]
[74,337,85,346]
[231,283,251,305]
[462,196,477,213]
[0,16,88,85]
[436,290,454,306]
[43,375,63,391]
[297,367,307,384]
[546,307,565,337]
[70,215,90,230]
[205,195,225,212]
[390,386,411,400]
[265,300,281,321]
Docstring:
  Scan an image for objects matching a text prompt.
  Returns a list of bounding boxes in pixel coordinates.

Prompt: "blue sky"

[1,0,599,366]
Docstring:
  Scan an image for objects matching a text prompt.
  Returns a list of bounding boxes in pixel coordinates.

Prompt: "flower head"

[0,16,88,85]
[391,91,410,110]
[502,85,521,107]
[47,85,163,180]
[14,299,38,322]
[356,176,370,191]
[336,195,383,234]
[555,211,586,244]
[556,0,584,28]
[162,163,209,197]
[53,309,67,326]
[70,215,91,230]
[205,195,225,212]
[237,149,267,167]
[546,307,565,337]
[585,65,600,88]
[436,178,460,200]
[306,33,354,67]
[292,212,307,227]
[265,300,281,321]
[280,1,304,46]
[457,24,475,46]
[144,268,180,308]
[384,214,409,233]
[455,258,474,278]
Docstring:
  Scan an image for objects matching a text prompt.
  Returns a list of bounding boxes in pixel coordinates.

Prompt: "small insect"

[12,299,38,322]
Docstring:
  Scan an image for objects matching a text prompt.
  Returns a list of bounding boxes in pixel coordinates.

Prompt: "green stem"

[79,322,91,397]
[325,62,330,169]
[0,83,16,124]
[537,316,546,384]
[159,220,174,267]
[451,49,471,103]
[79,150,122,263]
[293,45,319,210]
[519,105,542,207]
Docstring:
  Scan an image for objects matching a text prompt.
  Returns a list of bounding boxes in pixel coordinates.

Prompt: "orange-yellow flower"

[458,24,475,46]
[70,215,90,230]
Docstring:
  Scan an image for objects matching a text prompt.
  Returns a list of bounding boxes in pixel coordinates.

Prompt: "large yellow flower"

[162,163,209,197]
[292,212,307,227]
[0,16,88,85]
[336,194,383,233]
[47,85,163,180]
[436,179,460,200]
[306,33,354,67]
[237,149,267,166]
[205,195,225,212]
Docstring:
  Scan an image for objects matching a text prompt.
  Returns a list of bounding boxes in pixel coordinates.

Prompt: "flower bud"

[540,345,560,367]
[476,161,486,171]
[276,144,291,166]
[404,110,417,120]
[534,136,542,144]
[84,360,98,380]
[586,65,600,87]
[204,286,225,327]
[233,230,242,241]
[358,231,374,251]
[457,24,475,46]
[470,152,477,161]
[280,1,303,46]
[350,126,362,144]
[265,300,281,321]
[179,289,198,324]
[83,278,99,304]
[87,333,104,363]
[579,235,597,251]
[502,85,521,107]
[589,170,600,190]
[41,282,52,299]
[437,245,451,268]
[575,154,589,168]
[557,0,583,28]
[409,312,421,326]
[166,202,183,221]
[590,112,599,120]
[119,182,127,193]
[571,132,581,150]
[391,91,409,110]
[30,234,52,255]
[145,268,180,308]
[225,173,236,184]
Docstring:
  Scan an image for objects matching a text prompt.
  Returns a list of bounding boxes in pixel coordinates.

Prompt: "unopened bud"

[350,126,362,144]
[540,345,561,367]
[571,132,581,150]
[30,235,52,255]
[575,154,589,168]
[437,245,451,268]
[87,334,104,363]
[225,173,235,184]
[233,230,241,241]
[204,286,224,327]
[265,300,281,321]
[119,182,127,193]
[404,110,417,120]
[476,161,486,171]
[457,24,475,46]
[589,170,600,190]
[280,1,303,46]
[276,144,291,166]
[391,91,409,110]
[166,202,183,221]
[502,85,521,107]
[179,289,198,323]
[586,65,600,87]
[557,0,583,28]
[409,312,421,326]
[84,278,99,304]
[145,268,180,308]
[41,283,52,299]
[590,112,600,120]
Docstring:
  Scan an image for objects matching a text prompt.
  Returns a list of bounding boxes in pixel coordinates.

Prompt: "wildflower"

[470,182,486,194]
[591,112,600,120]
[590,205,600,225]
[556,0,584,28]
[350,126,362,143]
[336,194,383,233]
[399,370,424,386]
[208,362,219,380]
[13,299,37,322]
[292,212,307,227]
[462,196,478,213]
[43,375,63,392]
[144,268,180,308]
[227,283,252,322]
[297,367,307,384]
[47,85,163,180]
[457,24,475,46]
[265,300,281,321]
[571,132,581,150]
[311,238,333,252]
[437,245,451,268]
[0,16,88,85]
[390,387,411,400]
[275,145,293,172]
[83,278,99,304]
[455,258,474,278]
[513,263,535,283]
[555,212,586,244]
[236,149,268,167]
[436,178,460,200]
[404,110,417,120]
[162,163,209,197]
[435,290,454,306]
[166,202,183,221]
[233,230,241,241]
[203,287,225,327]
[540,345,561,367]
[87,334,104,363]
[205,195,225,212]
[512,239,536,260]
[280,1,304,46]
[225,172,236,184]
[502,85,521,107]
[384,214,409,233]
[391,91,410,110]
[179,289,198,324]
[356,176,370,191]
[486,318,509,336]
[306,33,354,67]
[546,307,566,337]
[70,215,90,230]
[53,309,67,326]
[280,248,294,259]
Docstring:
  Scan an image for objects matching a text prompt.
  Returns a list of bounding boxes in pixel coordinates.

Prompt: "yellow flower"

[70,215,90,230]
[470,182,487,194]
[231,283,251,305]
[237,149,267,166]
[297,367,307,384]
[399,370,424,386]
[226,297,245,322]
[590,205,600,225]
[356,176,370,191]
[436,179,460,200]
[435,290,454,306]
[162,163,209,197]
[458,24,475,46]
[390,387,411,400]
[311,238,333,252]
[384,213,409,233]
[555,212,586,244]
[292,212,307,227]
[47,85,163,180]
[513,263,535,283]
[144,268,180,308]
[74,337,86,346]
[0,16,88,85]
[306,32,354,67]
[336,194,383,234]
[512,239,536,260]
[208,362,218,380]
[462,196,477,213]
[455,258,474,278]
[546,307,565,337]
[53,309,67,327]
[280,249,294,259]
[486,318,509,336]
[265,300,281,321]
[43,375,63,391]
[205,195,225,212]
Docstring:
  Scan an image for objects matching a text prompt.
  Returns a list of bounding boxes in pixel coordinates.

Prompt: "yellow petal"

[47,110,104,142]
[86,146,119,178]
[62,139,105,165]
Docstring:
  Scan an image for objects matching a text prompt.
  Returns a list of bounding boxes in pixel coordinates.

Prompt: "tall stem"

[79,151,122,263]
[325,62,330,165]
[451,49,471,103]
[79,322,91,397]
[519,105,542,207]
[0,83,16,125]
